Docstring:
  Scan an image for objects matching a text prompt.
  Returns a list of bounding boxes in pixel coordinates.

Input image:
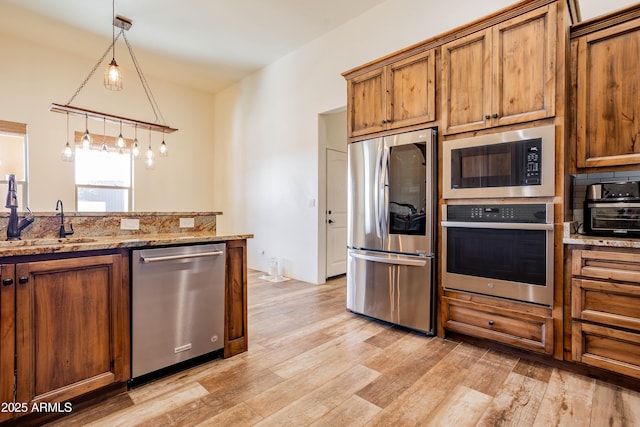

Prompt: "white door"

[326,149,347,278]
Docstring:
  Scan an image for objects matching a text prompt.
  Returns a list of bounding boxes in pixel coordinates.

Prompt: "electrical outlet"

[120,218,140,230]
[179,217,195,228]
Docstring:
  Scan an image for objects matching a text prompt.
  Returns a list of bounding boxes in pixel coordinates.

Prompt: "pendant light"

[100,118,109,153]
[81,114,92,149]
[117,121,125,149]
[145,128,154,168]
[61,112,73,162]
[104,0,122,90]
[159,130,168,157]
[132,125,140,159]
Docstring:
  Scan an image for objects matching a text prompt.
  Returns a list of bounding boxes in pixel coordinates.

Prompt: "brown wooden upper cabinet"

[441,4,556,135]
[346,49,436,138]
[574,17,640,169]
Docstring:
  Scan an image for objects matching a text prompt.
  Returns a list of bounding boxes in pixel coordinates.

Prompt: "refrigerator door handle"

[374,143,383,238]
[380,146,390,240]
[349,250,428,267]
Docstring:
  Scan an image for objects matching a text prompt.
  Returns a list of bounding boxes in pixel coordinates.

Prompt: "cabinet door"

[442,29,492,134]
[0,265,15,423]
[492,4,556,127]
[15,254,126,406]
[576,18,640,168]
[347,67,387,137]
[387,50,436,130]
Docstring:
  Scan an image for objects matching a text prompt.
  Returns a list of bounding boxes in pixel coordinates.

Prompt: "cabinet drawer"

[572,321,640,379]
[572,278,640,331]
[443,297,553,355]
[572,249,640,283]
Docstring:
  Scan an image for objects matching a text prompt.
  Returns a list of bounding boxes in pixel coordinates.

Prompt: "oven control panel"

[446,203,549,223]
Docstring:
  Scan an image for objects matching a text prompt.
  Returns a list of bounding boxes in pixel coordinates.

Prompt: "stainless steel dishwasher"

[131,243,226,379]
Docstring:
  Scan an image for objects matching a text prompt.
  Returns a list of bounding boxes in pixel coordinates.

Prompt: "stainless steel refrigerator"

[347,128,437,334]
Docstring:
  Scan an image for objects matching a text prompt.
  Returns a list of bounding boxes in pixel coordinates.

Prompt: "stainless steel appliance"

[443,125,555,199]
[584,181,640,236]
[347,128,437,334]
[131,244,226,380]
[441,203,554,306]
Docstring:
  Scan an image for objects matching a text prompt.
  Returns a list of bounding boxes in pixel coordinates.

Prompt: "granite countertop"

[562,221,640,248]
[0,232,253,257]
[563,233,640,248]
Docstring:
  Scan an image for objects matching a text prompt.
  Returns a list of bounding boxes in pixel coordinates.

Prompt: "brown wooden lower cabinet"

[442,294,554,355]
[0,251,129,423]
[225,239,248,358]
[572,321,640,379]
[570,247,640,379]
[0,265,16,424]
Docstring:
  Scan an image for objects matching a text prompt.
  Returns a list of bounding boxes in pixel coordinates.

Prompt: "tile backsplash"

[571,170,640,226]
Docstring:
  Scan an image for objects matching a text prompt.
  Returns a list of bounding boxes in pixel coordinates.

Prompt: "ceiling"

[0,0,637,94]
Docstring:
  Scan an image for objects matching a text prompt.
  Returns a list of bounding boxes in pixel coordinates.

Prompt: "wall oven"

[441,203,554,306]
[443,125,555,199]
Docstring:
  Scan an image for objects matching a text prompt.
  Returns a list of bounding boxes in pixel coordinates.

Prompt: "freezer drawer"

[131,244,226,378]
[346,249,434,334]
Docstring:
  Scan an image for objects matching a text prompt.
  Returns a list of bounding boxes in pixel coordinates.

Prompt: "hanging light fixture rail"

[49,103,177,134]
[50,5,177,146]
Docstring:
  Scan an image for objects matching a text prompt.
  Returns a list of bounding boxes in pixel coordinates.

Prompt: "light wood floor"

[47,270,640,426]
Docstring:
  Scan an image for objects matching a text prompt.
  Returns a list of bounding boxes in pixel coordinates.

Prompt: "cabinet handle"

[18,276,29,284]
[2,278,13,286]
[488,320,494,326]
[484,115,490,120]
[492,113,498,119]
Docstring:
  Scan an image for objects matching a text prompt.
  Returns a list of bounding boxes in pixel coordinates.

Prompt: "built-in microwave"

[443,125,555,199]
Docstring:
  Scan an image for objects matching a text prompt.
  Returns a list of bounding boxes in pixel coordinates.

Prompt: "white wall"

[0,30,216,212]
[213,0,518,283]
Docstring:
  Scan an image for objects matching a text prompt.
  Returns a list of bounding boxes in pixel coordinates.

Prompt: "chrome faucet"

[55,199,74,238]
[5,174,34,241]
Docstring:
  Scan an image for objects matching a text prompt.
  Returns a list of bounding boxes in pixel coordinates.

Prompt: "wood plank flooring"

[46,270,640,426]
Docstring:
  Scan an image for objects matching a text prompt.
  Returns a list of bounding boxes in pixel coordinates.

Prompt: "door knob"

[328,219,334,224]
[328,210,332,214]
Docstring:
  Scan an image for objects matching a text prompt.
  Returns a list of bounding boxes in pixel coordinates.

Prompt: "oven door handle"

[441,221,553,231]
[349,250,428,267]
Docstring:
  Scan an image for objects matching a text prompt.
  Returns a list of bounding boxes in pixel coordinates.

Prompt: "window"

[0,120,28,208]
[74,133,132,212]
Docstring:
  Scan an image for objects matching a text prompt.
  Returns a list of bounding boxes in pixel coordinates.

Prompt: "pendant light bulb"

[81,114,91,149]
[132,125,140,158]
[105,59,122,90]
[117,122,125,148]
[145,143,154,169]
[61,112,73,162]
[159,140,168,157]
[62,142,74,162]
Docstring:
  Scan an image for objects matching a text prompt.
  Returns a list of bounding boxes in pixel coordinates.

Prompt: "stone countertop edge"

[0,211,224,218]
[562,221,640,248]
[0,232,253,257]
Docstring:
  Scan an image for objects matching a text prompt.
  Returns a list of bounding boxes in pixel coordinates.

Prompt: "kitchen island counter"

[0,232,253,257]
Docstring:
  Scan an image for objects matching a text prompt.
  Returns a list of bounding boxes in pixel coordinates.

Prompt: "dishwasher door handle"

[140,251,224,263]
